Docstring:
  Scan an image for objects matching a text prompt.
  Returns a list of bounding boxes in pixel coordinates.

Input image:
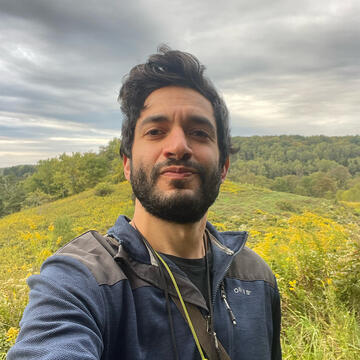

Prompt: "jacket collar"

[107,215,151,264]
[107,215,248,267]
[204,222,248,299]
[107,215,248,309]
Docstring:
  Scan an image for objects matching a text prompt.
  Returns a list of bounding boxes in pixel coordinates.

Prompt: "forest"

[229,136,360,201]
[1,135,360,218]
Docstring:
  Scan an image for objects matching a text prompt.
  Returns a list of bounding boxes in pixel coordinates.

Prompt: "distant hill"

[1,135,360,219]
[228,135,360,200]
[0,164,36,178]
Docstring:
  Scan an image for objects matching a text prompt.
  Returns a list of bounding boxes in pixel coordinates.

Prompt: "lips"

[160,166,197,178]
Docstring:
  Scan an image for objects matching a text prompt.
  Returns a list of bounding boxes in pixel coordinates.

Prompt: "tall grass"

[0,180,359,358]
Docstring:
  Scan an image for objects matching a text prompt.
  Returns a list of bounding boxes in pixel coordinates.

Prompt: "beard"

[130,159,223,224]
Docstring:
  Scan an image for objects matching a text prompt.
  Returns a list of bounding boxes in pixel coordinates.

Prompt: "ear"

[220,157,229,183]
[123,155,131,181]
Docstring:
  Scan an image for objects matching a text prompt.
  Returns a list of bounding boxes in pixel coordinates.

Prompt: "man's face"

[123,86,229,223]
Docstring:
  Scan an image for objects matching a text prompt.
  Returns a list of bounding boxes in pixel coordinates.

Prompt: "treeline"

[0,139,124,217]
[1,135,360,218]
[228,135,360,200]
[0,165,36,217]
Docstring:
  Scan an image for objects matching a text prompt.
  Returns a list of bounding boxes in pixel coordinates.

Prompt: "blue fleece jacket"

[7,216,281,359]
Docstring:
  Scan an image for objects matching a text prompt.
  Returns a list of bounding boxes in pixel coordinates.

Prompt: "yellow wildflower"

[326,278,333,285]
[6,327,20,345]
[289,280,297,291]
[213,222,226,231]
[255,209,266,215]
[56,236,63,246]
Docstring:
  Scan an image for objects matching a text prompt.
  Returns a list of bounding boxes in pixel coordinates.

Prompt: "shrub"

[23,190,53,208]
[276,200,300,213]
[94,183,114,197]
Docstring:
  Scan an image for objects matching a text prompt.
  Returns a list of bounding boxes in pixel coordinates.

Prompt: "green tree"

[348,157,360,176]
[308,172,337,199]
[315,159,338,172]
[99,138,121,161]
[24,158,62,196]
[0,198,4,217]
[5,183,26,214]
[328,165,351,189]
[337,183,360,202]
[271,175,299,193]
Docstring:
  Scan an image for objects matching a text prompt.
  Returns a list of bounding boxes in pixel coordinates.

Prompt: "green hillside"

[2,135,360,219]
[1,180,359,359]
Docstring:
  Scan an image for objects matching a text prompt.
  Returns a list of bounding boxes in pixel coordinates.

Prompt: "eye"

[145,128,165,137]
[190,129,210,139]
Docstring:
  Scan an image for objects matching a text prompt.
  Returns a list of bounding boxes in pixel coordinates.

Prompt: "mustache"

[150,159,206,182]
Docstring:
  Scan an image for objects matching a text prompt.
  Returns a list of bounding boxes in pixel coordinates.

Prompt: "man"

[8,46,281,359]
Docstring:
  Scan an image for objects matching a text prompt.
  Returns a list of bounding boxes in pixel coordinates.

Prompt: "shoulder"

[227,246,276,288]
[53,230,126,286]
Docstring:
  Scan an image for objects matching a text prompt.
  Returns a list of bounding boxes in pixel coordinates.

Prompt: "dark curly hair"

[118,45,233,168]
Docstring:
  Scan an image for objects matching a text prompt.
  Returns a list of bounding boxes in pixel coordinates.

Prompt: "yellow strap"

[154,250,208,360]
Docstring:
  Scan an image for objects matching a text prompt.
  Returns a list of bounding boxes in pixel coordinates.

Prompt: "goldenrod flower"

[6,327,19,345]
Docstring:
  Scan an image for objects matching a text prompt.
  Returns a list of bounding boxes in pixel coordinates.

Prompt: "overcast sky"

[1,0,359,167]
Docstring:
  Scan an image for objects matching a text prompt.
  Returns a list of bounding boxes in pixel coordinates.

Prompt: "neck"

[131,199,207,259]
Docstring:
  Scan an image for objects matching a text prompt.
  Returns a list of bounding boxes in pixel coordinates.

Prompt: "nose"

[163,127,192,161]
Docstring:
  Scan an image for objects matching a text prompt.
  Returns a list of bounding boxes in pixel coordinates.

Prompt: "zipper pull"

[221,283,237,326]
[206,315,211,333]
[213,331,219,350]
[206,315,219,350]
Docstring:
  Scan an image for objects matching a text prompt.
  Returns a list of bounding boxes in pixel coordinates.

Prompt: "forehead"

[138,86,215,125]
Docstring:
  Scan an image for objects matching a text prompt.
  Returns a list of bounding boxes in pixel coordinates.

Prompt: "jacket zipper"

[210,233,247,331]
[221,282,237,326]
[211,234,247,309]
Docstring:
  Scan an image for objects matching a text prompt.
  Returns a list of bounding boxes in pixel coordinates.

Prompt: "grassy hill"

[1,180,359,359]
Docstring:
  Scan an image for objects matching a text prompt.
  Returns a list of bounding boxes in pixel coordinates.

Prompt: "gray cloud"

[0,0,359,167]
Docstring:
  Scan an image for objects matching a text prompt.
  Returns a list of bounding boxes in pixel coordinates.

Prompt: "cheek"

[132,140,161,163]
[198,146,220,166]
[130,156,155,180]
[132,155,152,171]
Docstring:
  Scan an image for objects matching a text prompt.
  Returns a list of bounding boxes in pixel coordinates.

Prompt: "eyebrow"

[139,115,216,133]
[138,115,168,128]
[188,115,216,132]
